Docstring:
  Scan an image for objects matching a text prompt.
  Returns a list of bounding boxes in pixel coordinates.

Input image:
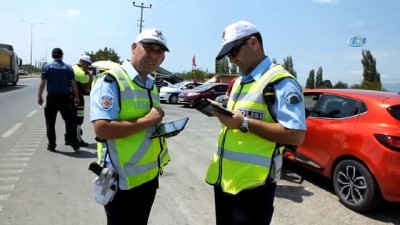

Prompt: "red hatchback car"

[284,89,400,212]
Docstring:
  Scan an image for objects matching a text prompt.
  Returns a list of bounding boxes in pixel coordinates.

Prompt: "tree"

[85,47,121,63]
[315,67,323,88]
[176,68,214,82]
[230,63,238,74]
[215,57,229,74]
[360,49,382,90]
[322,80,333,88]
[282,56,297,78]
[305,69,315,89]
[333,81,349,89]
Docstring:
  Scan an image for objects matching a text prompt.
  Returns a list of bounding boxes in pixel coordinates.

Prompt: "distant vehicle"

[178,83,228,107]
[159,81,203,104]
[284,89,400,212]
[0,43,22,86]
[17,69,29,76]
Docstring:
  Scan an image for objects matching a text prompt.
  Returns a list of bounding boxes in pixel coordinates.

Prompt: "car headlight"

[187,92,200,96]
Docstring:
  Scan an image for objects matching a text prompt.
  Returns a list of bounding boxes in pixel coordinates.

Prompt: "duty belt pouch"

[270,149,283,183]
[92,166,117,205]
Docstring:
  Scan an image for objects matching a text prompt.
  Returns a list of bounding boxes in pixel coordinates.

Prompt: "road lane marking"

[0,176,19,183]
[0,194,10,201]
[26,110,37,118]
[1,123,23,138]
[0,163,27,167]
[0,158,31,161]
[5,152,34,156]
[0,169,24,174]
[9,148,36,152]
[0,184,15,191]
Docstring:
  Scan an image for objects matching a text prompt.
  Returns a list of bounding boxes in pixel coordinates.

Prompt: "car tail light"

[374,134,400,152]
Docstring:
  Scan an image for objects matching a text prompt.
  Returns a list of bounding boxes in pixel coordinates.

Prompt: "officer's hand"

[145,107,165,126]
[214,111,243,130]
[38,96,44,106]
[74,97,80,106]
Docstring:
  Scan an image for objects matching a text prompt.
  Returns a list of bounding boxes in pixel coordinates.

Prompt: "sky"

[1,0,399,91]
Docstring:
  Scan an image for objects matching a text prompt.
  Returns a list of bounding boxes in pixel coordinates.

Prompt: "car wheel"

[333,159,382,212]
[169,94,178,104]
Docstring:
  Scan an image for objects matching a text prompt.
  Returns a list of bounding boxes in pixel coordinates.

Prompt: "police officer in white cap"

[70,54,93,147]
[90,28,170,225]
[206,21,307,225]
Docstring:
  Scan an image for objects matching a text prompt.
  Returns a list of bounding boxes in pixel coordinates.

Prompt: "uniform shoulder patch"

[285,92,302,105]
[101,96,113,111]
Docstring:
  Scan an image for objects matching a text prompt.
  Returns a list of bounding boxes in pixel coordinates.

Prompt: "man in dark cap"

[38,47,80,152]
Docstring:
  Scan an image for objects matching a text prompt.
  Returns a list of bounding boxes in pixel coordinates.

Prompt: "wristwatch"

[239,117,249,133]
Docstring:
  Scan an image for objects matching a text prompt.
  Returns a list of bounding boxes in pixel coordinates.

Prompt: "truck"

[0,43,22,86]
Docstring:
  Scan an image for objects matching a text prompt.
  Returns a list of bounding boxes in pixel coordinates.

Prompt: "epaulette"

[104,74,116,83]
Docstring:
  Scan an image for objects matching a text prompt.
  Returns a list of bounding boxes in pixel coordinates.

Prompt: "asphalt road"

[0,77,398,225]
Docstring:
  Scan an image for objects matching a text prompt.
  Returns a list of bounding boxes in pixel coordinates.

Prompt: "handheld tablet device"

[150,117,189,139]
[194,99,234,117]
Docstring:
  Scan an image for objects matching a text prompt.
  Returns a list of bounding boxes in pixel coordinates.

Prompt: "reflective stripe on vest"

[206,65,293,194]
[97,67,169,190]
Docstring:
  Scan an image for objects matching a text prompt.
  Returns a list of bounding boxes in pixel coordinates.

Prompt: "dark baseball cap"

[52,48,64,58]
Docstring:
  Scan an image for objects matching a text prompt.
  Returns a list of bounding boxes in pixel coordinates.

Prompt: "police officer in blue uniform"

[38,48,80,151]
[207,21,307,225]
[90,28,170,225]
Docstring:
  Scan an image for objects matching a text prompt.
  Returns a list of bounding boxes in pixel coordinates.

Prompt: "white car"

[159,81,203,104]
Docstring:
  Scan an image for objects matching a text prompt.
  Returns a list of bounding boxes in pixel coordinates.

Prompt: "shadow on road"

[54,148,97,159]
[0,84,28,93]
[281,159,400,224]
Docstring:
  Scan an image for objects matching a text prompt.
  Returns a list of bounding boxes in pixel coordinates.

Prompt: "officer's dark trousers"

[214,179,277,225]
[74,94,85,126]
[105,177,158,225]
[44,93,76,148]
[72,94,85,142]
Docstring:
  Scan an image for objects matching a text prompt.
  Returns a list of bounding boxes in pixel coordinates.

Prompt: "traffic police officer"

[90,28,170,225]
[70,54,93,147]
[206,21,307,225]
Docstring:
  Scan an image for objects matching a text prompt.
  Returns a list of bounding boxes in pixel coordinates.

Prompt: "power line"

[132,2,152,33]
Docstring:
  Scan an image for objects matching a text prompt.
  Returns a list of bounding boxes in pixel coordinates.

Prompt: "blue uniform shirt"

[41,60,74,94]
[240,57,306,131]
[90,60,156,122]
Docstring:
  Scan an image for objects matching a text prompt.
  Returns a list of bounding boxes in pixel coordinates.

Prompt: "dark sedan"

[178,83,228,107]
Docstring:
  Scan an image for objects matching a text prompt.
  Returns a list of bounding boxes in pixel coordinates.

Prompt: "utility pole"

[132,2,152,33]
[20,20,44,74]
[41,38,54,63]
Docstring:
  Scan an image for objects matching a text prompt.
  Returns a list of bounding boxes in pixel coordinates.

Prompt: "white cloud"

[54,9,80,19]
[312,0,338,4]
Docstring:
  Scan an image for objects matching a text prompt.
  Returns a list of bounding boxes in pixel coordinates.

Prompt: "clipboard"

[150,117,189,139]
[194,99,234,117]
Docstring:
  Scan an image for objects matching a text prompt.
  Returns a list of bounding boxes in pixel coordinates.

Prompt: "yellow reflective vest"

[206,65,296,194]
[94,66,170,190]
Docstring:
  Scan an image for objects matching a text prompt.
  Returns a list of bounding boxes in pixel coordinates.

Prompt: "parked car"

[178,83,228,107]
[284,89,400,212]
[159,81,203,104]
[215,95,228,108]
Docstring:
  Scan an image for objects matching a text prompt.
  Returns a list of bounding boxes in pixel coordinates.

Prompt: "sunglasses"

[227,36,252,58]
